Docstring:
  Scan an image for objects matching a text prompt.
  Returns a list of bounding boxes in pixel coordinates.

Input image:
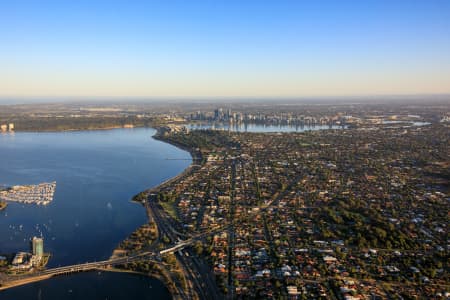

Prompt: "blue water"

[0,271,171,299]
[0,128,191,267]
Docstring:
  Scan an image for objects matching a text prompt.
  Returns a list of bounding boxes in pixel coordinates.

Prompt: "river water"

[0,128,190,299]
[0,271,170,299]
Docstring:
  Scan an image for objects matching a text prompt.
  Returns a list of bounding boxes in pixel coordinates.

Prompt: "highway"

[148,194,223,300]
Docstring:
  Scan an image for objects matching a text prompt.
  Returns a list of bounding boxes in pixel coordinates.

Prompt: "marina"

[0,182,56,205]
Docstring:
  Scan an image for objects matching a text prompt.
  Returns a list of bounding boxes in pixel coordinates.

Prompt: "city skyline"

[1,0,450,99]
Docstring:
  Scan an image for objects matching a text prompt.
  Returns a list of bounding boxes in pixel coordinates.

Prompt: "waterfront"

[187,122,345,132]
[0,128,191,267]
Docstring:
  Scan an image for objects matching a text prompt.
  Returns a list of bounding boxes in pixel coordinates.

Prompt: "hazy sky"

[1,0,450,98]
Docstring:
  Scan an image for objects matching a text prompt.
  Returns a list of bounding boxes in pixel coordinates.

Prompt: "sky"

[1,0,450,99]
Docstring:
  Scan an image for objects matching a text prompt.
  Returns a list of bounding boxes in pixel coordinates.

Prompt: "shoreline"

[117,129,200,298]
[150,130,202,189]
[0,127,196,298]
[123,129,200,297]
[3,125,146,134]
[129,128,199,200]
[3,121,184,134]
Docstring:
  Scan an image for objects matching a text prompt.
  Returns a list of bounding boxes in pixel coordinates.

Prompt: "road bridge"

[0,252,158,291]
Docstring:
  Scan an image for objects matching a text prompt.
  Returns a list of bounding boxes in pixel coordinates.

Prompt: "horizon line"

[1,93,450,102]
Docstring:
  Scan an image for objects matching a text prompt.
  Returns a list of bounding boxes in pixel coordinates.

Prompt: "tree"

[162,235,170,244]
[194,241,203,255]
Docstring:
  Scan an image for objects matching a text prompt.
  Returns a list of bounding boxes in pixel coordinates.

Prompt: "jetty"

[0,182,56,205]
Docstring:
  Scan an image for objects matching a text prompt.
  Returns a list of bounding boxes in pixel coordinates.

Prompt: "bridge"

[160,242,191,255]
[0,227,222,291]
[38,252,153,275]
[0,251,159,290]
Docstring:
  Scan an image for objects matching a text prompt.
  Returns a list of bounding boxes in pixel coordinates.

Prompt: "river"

[0,128,191,299]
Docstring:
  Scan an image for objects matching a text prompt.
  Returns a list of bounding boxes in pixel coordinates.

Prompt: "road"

[148,195,223,300]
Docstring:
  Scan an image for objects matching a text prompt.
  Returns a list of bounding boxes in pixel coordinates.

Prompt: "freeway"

[148,194,223,300]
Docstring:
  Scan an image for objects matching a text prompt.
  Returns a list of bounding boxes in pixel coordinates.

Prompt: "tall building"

[32,237,44,257]
[214,108,220,120]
